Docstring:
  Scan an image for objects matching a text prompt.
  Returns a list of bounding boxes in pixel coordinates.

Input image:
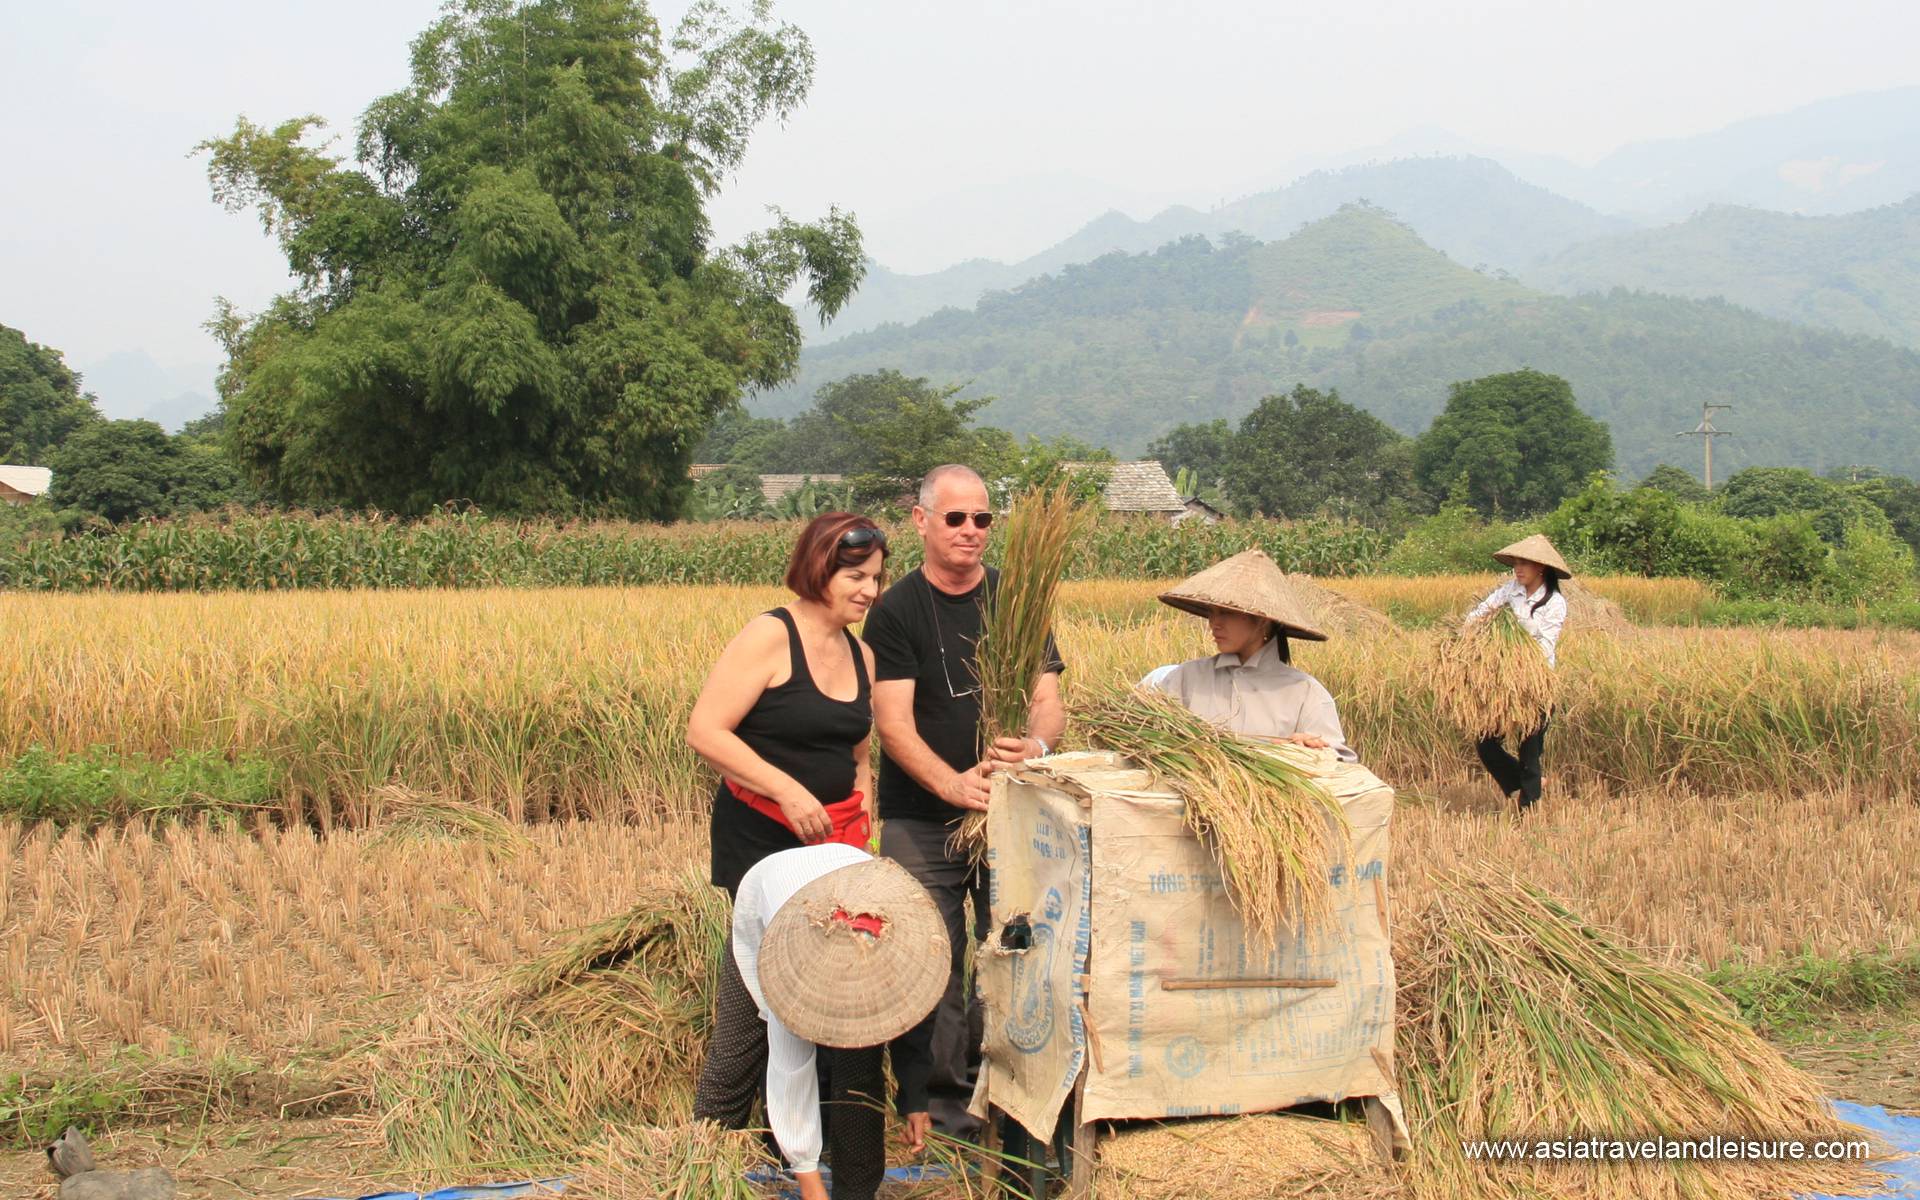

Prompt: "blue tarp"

[314,1101,1914,1200]
[747,1163,952,1198]
[320,1181,567,1200]
[1803,1102,1920,1199]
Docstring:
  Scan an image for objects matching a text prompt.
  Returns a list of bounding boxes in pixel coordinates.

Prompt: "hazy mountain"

[821,157,1624,340]
[1532,196,1920,348]
[817,88,1920,344]
[75,350,218,431]
[1231,89,1920,219]
[1573,87,1920,218]
[773,206,1920,480]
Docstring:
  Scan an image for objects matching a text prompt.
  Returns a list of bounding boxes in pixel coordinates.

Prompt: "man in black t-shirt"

[863,463,1065,1138]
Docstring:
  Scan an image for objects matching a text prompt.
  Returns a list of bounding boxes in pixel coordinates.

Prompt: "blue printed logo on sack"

[1006,888,1064,1053]
[1165,1035,1208,1079]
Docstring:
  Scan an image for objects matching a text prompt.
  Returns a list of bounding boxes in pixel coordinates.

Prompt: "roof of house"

[1064,460,1185,513]
[0,465,52,497]
[756,473,845,503]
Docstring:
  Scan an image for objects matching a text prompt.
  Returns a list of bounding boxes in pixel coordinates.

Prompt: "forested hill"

[1532,196,1920,349]
[821,156,1625,340]
[770,206,1920,479]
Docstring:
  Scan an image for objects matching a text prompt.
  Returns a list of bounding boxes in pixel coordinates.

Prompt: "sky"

[3,0,1917,403]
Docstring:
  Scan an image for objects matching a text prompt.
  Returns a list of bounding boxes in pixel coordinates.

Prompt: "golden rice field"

[2,578,1918,1197]
[3,579,1914,825]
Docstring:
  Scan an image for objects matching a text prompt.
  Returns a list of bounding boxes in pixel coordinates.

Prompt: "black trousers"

[693,938,887,1200]
[882,815,989,1138]
[1476,714,1550,808]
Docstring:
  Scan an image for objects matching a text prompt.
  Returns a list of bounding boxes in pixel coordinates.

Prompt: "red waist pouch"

[726,780,871,848]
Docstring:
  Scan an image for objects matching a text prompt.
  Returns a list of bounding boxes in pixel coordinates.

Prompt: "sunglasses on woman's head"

[933,509,993,529]
[839,526,887,550]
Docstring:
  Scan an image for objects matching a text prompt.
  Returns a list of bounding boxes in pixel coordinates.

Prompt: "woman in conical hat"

[1461,534,1571,810]
[1145,549,1356,761]
[695,844,948,1200]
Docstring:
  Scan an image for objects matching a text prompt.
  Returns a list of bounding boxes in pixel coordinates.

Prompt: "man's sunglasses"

[931,509,994,530]
[839,526,888,550]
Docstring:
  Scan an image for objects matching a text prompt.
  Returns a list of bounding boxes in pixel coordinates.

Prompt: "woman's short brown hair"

[785,512,889,603]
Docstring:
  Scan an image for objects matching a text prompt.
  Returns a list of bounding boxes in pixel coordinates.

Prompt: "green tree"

[1,324,100,464]
[1847,474,1920,555]
[992,435,1113,506]
[1639,462,1710,504]
[198,0,861,518]
[1716,466,1889,545]
[785,370,996,501]
[46,420,180,523]
[1413,369,1613,516]
[171,421,251,512]
[1220,385,1418,522]
[1147,419,1234,497]
[695,406,788,470]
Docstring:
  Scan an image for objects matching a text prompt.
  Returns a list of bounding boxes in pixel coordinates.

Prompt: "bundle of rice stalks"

[376,868,731,1169]
[366,784,533,855]
[1393,870,1881,1200]
[956,483,1094,856]
[569,1122,773,1200]
[1432,607,1558,742]
[1093,1112,1384,1200]
[1070,685,1351,938]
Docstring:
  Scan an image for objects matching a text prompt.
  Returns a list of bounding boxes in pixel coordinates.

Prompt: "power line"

[1676,403,1734,490]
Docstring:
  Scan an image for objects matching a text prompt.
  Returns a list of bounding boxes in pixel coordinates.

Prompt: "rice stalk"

[1069,685,1352,937]
[1432,606,1559,742]
[569,1121,773,1200]
[365,784,532,855]
[1393,869,1880,1200]
[377,868,732,1169]
[954,483,1093,856]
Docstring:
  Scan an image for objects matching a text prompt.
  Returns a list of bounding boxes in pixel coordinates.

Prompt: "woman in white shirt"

[1462,534,1571,810]
[1146,549,1357,761]
[697,846,948,1200]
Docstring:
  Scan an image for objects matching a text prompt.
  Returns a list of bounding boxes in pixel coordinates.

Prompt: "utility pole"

[1676,403,1734,490]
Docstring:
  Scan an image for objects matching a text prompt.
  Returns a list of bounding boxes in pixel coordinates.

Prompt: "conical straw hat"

[758,857,950,1048]
[1492,534,1572,580]
[1157,549,1329,641]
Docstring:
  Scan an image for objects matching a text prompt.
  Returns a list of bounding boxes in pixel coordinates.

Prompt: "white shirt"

[1149,637,1357,762]
[733,842,872,1175]
[1465,579,1568,668]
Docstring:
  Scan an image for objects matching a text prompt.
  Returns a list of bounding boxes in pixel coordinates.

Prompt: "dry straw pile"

[1070,685,1351,938]
[1431,607,1560,742]
[1392,871,1879,1200]
[377,868,730,1167]
[1093,1112,1383,1199]
[568,1122,772,1200]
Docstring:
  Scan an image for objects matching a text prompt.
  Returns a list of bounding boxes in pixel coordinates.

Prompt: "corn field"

[0,509,1399,592]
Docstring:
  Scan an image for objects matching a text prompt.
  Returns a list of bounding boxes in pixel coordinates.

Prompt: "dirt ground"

[0,1118,414,1200]
[1779,1005,1920,1115]
[5,1011,1913,1199]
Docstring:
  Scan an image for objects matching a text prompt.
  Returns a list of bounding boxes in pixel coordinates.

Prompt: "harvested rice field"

[3,581,1918,1197]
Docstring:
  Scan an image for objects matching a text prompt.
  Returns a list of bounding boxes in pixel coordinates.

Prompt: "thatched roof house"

[1062,460,1186,517]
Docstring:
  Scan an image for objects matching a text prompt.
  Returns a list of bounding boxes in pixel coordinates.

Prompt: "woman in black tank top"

[687,513,890,896]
